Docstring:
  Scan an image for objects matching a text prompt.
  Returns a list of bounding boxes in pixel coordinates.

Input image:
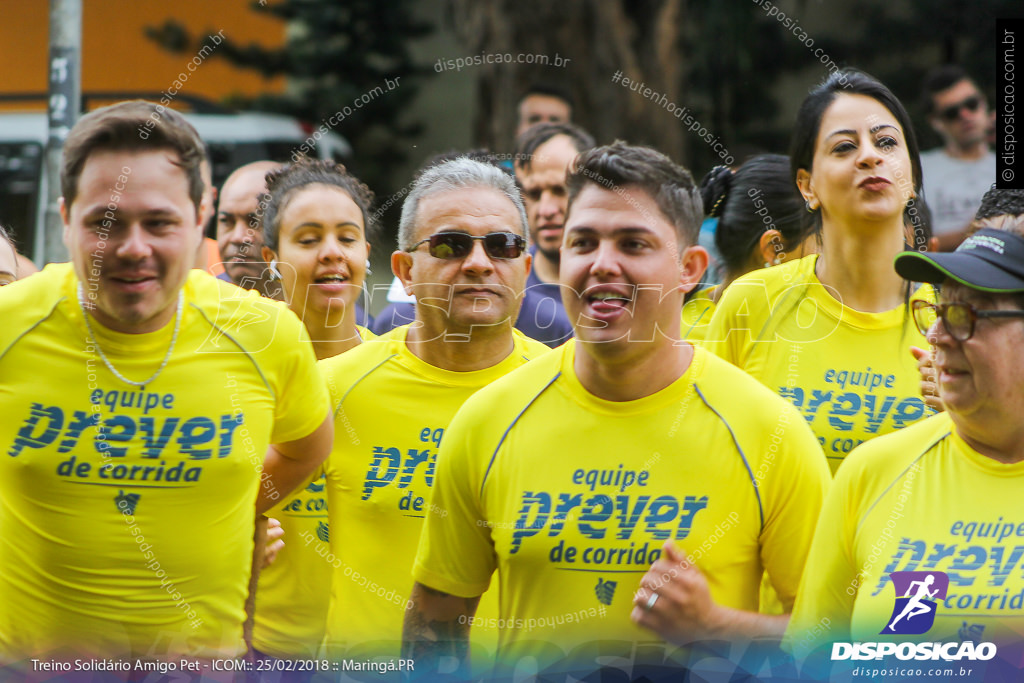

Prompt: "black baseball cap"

[894,228,1024,293]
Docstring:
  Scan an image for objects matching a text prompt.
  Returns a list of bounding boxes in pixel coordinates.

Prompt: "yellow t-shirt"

[252,473,331,661]
[785,412,1024,659]
[253,326,374,660]
[704,254,935,472]
[319,325,550,661]
[681,285,718,342]
[413,340,831,674]
[0,263,328,662]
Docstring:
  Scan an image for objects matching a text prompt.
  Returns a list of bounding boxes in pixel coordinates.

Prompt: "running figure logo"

[881,571,949,635]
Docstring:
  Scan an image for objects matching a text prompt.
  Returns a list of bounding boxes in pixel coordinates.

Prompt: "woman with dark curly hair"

[254,157,377,673]
[260,157,377,360]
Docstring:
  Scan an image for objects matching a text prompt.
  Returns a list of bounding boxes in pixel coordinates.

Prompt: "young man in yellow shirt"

[0,101,331,667]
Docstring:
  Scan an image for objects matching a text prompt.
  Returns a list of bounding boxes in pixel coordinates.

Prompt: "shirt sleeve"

[757,402,832,612]
[783,456,861,658]
[268,309,330,444]
[412,402,498,598]
[703,279,760,366]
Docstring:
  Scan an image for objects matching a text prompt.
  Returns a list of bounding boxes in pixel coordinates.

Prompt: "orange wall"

[1,0,285,109]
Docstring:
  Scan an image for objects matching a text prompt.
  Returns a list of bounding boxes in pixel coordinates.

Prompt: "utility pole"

[42,0,82,264]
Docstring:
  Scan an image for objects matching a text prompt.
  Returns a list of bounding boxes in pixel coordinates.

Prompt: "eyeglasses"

[937,96,982,122]
[406,232,526,260]
[912,299,1024,341]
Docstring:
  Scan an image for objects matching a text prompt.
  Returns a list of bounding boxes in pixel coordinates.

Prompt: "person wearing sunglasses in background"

[317,157,550,666]
[785,187,1024,668]
[920,65,995,252]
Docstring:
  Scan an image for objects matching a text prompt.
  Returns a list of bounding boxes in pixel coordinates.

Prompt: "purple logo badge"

[881,571,949,635]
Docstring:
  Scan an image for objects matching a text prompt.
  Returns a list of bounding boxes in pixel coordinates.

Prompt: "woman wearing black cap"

[784,187,1024,664]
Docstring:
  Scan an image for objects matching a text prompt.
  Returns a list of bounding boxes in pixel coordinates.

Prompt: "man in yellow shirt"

[0,101,331,667]
[405,143,831,678]
[319,158,550,665]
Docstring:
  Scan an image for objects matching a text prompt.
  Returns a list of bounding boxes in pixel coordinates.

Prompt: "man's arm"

[244,515,269,653]
[401,582,481,676]
[257,414,332,515]
[631,541,788,643]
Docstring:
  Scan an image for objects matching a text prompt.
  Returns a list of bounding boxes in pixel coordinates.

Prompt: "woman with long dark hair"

[707,69,935,473]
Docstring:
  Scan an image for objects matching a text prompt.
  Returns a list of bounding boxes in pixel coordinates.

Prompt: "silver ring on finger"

[645,591,659,610]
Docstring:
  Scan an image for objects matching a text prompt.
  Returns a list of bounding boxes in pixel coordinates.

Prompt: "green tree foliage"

[146,0,432,198]
[442,0,913,172]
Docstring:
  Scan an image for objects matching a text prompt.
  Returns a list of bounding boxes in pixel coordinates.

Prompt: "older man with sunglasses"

[785,187,1024,666]
[920,65,996,251]
[317,158,550,666]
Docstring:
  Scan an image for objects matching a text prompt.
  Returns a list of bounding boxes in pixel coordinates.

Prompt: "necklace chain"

[78,286,184,391]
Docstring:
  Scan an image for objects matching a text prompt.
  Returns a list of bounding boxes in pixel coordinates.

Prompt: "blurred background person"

[513,122,595,346]
[515,83,573,137]
[689,155,815,340]
[217,160,284,299]
[919,65,995,251]
[701,155,815,295]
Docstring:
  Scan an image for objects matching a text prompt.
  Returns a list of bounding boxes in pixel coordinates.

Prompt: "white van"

[0,95,351,261]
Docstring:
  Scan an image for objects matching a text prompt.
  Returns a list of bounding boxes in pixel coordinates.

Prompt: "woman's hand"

[263,517,285,568]
[911,346,944,412]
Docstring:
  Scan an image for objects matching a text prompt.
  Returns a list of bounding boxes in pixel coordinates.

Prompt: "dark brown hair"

[790,69,924,243]
[61,100,206,210]
[260,157,377,251]
[566,141,703,246]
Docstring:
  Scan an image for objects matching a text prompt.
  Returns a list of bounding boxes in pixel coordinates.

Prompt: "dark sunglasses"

[937,96,982,122]
[406,231,526,260]
[912,299,1024,342]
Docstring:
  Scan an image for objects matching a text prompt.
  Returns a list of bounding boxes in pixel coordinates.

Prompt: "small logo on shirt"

[595,578,617,606]
[959,622,985,642]
[316,521,330,543]
[881,571,949,635]
[306,479,325,493]
[115,490,140,515]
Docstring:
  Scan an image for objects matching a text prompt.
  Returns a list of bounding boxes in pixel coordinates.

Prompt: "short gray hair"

[398,157,528,251]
